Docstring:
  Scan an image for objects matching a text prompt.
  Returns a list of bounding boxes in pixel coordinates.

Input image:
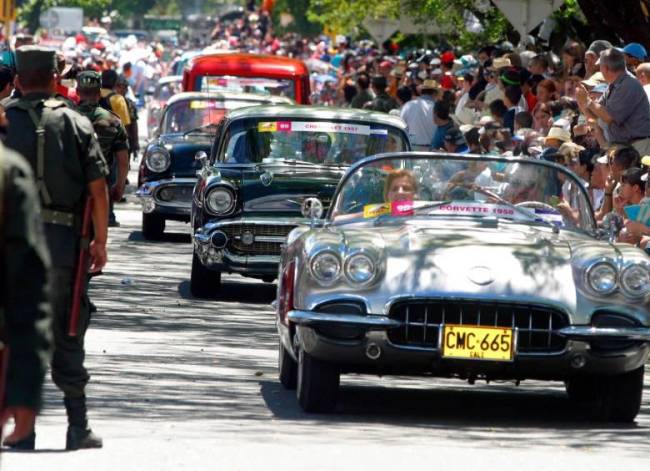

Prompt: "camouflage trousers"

[50,267,91,399]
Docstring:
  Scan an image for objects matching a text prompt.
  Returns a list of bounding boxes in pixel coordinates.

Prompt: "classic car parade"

[190,105,410,297]
[182,52,311,104]
[276,152,650,420]
[136,91,292,239]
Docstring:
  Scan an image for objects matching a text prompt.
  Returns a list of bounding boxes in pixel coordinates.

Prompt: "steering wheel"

[515,201,557,212]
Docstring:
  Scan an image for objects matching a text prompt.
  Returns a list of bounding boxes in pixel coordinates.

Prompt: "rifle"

[68,197,93,337]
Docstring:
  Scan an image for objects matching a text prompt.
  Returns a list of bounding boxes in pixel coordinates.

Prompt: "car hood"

[239,164,345,215]
[160,134,213,178]
[298,219,592,317]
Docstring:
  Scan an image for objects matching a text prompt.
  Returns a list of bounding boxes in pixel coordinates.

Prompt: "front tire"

[278,340,297,390]
[142,212,165,240]
[190,251,222,298]
[596,366,645,422]
[296,347,339,413]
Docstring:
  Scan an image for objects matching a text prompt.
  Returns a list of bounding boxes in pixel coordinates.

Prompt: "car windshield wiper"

[183,123,220,136]
[262,158,317,166]
[451,183,560,233]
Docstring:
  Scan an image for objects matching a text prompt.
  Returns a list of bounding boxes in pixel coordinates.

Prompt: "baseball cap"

[622,42,647,60]
[440,51,455,63]
[443,127,465,146]
[586,40,613,57]
[641,155,650,167]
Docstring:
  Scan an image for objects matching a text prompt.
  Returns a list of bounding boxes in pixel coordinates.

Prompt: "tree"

[577,0,650,48]
[306,0,512,50]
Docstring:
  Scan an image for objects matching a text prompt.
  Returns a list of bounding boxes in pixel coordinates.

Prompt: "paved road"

[4,177,650,470]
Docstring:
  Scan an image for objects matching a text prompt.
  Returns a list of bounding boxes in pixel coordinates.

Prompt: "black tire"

[142,213,165,240]
[278,340,297,390]
[596,366,645,423]
[190,251,222,298]
[565,377,599,402]
[296,347,339,413]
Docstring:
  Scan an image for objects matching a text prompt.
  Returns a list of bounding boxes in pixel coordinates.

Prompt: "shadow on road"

[259,379,650,452]
[178,280,276,304]
[128,230,191,244]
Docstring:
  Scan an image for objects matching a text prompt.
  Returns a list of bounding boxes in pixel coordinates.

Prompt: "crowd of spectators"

[3,5,650,248]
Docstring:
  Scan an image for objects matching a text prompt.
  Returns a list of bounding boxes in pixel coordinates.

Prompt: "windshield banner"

[363,201,563,222]
[258,121,373,135]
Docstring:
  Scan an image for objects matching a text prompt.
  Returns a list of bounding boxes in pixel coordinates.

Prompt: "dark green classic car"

[190,105,410,297]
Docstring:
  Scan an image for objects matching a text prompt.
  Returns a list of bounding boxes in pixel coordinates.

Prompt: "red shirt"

[56,83,80,105]
[525,90,537,113]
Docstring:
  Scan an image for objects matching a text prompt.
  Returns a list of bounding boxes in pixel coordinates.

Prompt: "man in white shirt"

[400,79,438,150]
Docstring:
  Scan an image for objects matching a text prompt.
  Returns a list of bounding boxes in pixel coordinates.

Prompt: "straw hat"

[544,127,571,144]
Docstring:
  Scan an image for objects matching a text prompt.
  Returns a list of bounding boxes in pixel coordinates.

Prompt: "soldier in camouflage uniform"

[2,46,109,451]
[77,71,129,207]
[0,142,52,450]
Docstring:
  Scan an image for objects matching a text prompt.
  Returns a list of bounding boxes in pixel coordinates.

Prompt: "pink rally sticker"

[277,121,292,132]
[391,200,414,216]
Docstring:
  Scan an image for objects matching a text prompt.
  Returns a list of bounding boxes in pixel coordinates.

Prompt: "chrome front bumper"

[193,218,300,276]
[284,310,650,377]
[136,178,196,216]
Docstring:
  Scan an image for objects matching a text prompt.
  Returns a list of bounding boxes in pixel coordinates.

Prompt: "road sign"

[0,0,15,22]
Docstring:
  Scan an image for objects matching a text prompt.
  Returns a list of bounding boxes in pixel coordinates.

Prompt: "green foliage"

[273,0,323,36]
[307,0,400,34]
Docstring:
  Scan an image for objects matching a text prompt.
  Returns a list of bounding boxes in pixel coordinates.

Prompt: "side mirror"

[601,213,624,243]
[195,151,208,167]
[301,197,324,227]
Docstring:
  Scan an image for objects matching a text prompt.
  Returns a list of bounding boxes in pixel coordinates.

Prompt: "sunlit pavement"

[3,125,650,470]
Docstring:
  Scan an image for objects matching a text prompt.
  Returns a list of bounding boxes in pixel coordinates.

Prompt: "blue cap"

[623,43,647,60]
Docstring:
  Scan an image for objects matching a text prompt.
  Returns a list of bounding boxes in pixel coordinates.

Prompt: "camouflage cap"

[77,70,102,90]
[15,46,57,74]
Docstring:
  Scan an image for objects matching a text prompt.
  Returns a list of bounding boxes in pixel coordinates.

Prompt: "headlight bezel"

[204,186,236,216]
[619,262,650,298]
[585,260,618,295]
[145,148,171,173]
[344,251,378,286]
[309,250,343,287]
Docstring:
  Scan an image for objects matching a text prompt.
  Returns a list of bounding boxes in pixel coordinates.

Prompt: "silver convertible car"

[276,152,650,420]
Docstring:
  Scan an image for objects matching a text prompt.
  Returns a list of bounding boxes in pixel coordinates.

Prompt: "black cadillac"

[190,105,410,297]
[136,91,292,239]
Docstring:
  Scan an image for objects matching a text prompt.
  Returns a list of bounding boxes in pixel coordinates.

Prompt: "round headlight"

[620,264,650,297]
[145,149,171,173]
[345,253,376,285]
[205,187,235,215]
[310,251,341,285]
[586,262,618,294]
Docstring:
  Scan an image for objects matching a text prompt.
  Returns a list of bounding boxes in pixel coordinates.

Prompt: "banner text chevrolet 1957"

[276,152,650,420]
[190,106,410,297]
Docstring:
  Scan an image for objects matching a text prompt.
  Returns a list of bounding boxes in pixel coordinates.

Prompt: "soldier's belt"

[41,208,75,227]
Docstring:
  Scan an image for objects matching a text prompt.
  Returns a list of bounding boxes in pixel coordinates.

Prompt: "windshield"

[218,118,409,165]
[197,75,295,100]
[331,155,595,232]
[160,99,270,134]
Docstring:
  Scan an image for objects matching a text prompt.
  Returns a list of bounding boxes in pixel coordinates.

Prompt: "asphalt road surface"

[4,177,650,471]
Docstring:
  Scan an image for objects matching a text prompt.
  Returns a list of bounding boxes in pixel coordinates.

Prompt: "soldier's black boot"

[4,432,36,450]
[64,396,103,450]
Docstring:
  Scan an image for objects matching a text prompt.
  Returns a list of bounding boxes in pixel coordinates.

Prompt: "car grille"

[221,224,296,256]
[388,299,568,354]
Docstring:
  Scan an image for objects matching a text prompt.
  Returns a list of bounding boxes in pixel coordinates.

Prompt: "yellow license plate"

[442,325,514,361]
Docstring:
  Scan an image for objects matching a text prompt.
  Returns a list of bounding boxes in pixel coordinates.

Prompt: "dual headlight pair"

[310,250,380,287]
[586,260,650,298]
